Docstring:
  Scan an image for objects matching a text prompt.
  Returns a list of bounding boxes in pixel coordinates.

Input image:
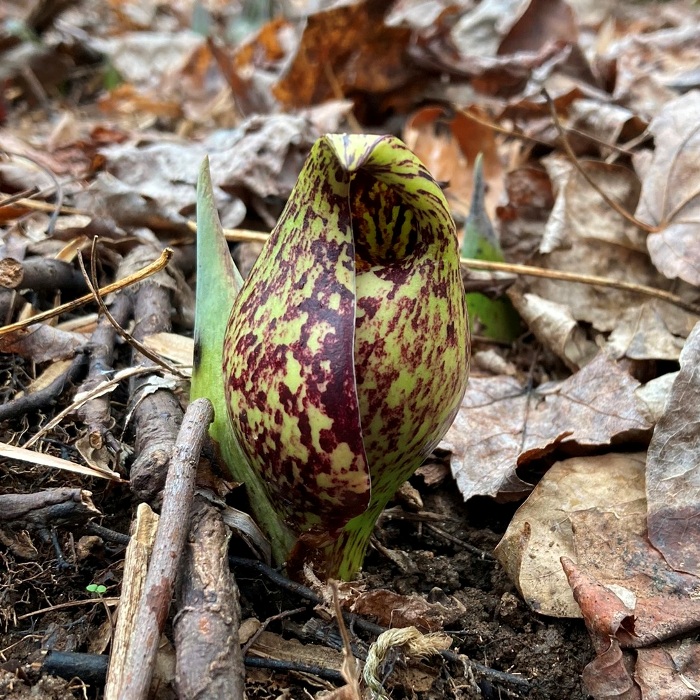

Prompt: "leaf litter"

[2,0,700,699]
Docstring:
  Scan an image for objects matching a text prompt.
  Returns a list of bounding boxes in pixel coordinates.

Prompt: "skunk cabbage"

[193,134,469,580]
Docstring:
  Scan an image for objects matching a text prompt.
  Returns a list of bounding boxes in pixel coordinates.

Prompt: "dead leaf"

[646,321,700,576]
[508,291,597,370]
[495,453,646,618]
[635,91,700,286]
[606,301,694,361]
[540,156,644,254]
[0,325,87,362]
[350,589,465,633]
[635,641,700,700]
[581,639,641,700]
[563,508,700,648]
[273,1,415,115]
[442,353,652,501]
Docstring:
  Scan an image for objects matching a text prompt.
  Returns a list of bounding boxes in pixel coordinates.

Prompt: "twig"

[76,292,132,456]
[116,399,214,700]
[105,504,159,700]
[175,498,246,699]
[86,522,131,546]
[228,557,530,691]
[243,657,345,684]
[0,352,87,422]
[461,257,700,315]
[125,247,186,503]
[78,238,185,378]
[0,248,173,337]
[542,89,657,234]
[424,523,496,560]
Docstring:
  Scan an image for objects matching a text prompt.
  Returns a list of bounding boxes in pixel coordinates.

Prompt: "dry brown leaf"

[635,641,700,700]
[441,353,652,501]
[560,497,700,649]
[606,301,695,361]
[635,91,700,286]
[273,2,415,113]
[646,321,700,576]
[508,291,597,370]
[606,25,700,118]
[495,453,646,618]
[0,325,87,362]
[540,156,644,254]
[580,639,641,700]
[350,589,465,633]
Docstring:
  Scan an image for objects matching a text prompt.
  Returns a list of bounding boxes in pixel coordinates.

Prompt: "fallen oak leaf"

[442,353,652,502]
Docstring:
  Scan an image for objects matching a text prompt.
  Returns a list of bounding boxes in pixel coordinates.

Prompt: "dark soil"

[0,443,593,699]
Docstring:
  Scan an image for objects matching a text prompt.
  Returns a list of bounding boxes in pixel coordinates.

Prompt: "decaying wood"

[116,398,213,700]
[42,649,109,686]
[104,503,159,700]
[0,256,87,293]
[0,488,100,526]
[76,292,132,454]
[128,259,184,503]
[0,352,86,421]
[174,497,245,700]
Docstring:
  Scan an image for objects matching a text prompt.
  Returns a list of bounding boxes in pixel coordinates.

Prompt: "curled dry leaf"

[635,91,700,286]
[508,291,597,370]
[580,639,641,700]
[646,321,700,576]
[494,453,646,618]
[441,353,652,502]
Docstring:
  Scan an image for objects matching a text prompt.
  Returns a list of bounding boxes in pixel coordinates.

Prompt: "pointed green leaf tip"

[463,153,522,343]
[191,157,291,565]
[219,134,470,579]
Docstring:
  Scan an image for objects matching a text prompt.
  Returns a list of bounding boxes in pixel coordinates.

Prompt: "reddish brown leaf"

[273,2,415,113]
[635,642,700,700]
[442,353,652,501]
[581,639,641,700]
[403,106,504,221]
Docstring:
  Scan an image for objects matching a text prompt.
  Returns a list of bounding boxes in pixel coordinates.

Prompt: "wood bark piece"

[0,352,86,421]
[0,256,87,293]
[116,398,213,700]
[0,488,100,526]
[104,503,159,700]
[128,270,184,503]
[174,497,245,700]
[76,293,132,455]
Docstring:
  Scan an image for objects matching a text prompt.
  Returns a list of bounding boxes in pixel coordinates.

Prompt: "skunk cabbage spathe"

[194,134,469,580]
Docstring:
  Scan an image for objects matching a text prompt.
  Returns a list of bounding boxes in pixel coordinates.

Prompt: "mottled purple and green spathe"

[223,134,469,579]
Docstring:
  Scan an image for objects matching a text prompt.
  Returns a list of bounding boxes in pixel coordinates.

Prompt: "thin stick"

[461,257,700,315]
[542,89,657,234]
[0,248,173,337]
[78,238,186,378]
[184,223,697,315]
[460,107,634,156]
[116,398,214,700]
